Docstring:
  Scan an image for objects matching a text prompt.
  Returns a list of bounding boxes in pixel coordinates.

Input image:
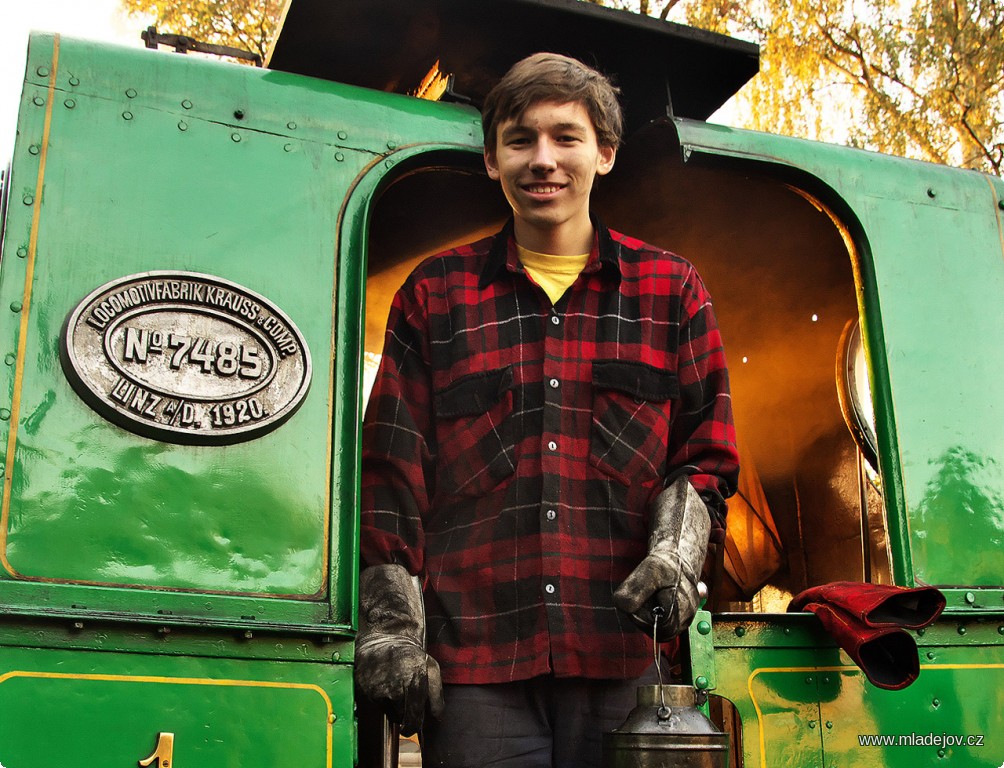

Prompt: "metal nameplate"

[60,271,312,444]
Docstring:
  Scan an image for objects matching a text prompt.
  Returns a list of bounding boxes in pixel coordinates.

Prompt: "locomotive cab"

[0,0,1000,766]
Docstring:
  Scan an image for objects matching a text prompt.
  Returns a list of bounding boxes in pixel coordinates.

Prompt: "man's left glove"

[613,476,711,637]
[355,564,445,736]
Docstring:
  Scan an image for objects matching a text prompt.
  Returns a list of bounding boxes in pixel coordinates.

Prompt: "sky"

[0,0,150,161]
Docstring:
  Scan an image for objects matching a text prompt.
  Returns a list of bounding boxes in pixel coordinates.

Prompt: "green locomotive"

[0,1,1000,765]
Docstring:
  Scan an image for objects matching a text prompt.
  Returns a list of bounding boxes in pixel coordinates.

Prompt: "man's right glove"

[355,563,445,736]
[613,475,711,637]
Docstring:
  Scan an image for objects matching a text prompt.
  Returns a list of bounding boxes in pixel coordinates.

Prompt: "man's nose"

[529,139,557,172]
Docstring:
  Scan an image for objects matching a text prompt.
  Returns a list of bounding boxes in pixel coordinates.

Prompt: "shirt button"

[546,509,556,521]
[544,583,556,594]
[549,378,559,389]
[547,440,557,451]
[551,315,560,325]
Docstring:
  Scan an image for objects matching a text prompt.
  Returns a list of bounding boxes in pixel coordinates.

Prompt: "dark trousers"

[421,668,657,768]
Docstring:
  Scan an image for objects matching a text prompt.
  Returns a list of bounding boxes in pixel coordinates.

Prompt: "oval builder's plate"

[60,271,312,445]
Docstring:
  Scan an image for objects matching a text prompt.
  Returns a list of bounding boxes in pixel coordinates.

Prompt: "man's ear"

[596,144,617,176]
[484,147,500,181]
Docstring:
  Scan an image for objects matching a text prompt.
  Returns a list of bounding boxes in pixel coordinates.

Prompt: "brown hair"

[481,53,623,151]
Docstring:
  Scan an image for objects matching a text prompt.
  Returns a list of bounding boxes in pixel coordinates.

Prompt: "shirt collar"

[478,217,622,290]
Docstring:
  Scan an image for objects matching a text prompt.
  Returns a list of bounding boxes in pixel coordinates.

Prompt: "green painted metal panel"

[673,119,1004,587]
[817,654,1003,766]
[0,33,483,632]
[712,614,1004,767]
[0,643,354,767]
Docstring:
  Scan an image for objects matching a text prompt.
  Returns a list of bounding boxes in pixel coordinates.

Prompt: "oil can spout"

[602,685,729,768]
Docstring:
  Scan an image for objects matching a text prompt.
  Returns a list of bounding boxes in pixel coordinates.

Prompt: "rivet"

[182,99,193,109]
[937,748,946,758]
[4,354,15,366]
[783,627,791,635]
[385,159,393,169]
[695,676,709,690]
[965,591,976,604]
[244,630,253,639]
[69,76,80,86]
[334,152,345,162]
[337,130,347,140]
[37,66,50,78]
[697,620,711,635]
[28,144,39,155]
[125,88,137,98]
[287,121,297,130]
[232,133,242,143]
[72,621,84,630]
[927,188,937,198]
[0,409,10,421]
[734,626,747,637]
[917,627,926,636]
[33,96,44,107]
[178,121,188,132]
[998,200,1004,211]
[998,626,1004,635]
[808,721,816,729]
[825,721,833,729]
[332,652,341,662]
[958,625,967,635]
[22,195,33,206]
[122,111,133,121]
[927,651,936,660]
[16,247,27,258]
[64,99,76,109]
[234,109,245,120]
[10,302,23,313]
[284,143,294,153]
[387,140,397,150]
[805,676,814,685]
[328,714,337,723]
[932,698,940,708]
[822,676,830,684]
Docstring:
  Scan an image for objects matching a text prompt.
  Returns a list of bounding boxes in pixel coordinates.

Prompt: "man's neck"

[513,215,594,256]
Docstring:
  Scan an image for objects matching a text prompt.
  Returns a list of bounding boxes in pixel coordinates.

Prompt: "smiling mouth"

[523,183,565,194]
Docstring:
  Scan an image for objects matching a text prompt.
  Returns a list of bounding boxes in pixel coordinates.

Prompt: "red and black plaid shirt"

[361,220,738,684]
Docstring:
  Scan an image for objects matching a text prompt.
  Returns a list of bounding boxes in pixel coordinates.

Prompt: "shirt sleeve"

[666,266,740,529]
[359,278,434,575]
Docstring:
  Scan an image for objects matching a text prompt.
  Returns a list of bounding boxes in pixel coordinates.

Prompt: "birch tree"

[669,0,1004,174]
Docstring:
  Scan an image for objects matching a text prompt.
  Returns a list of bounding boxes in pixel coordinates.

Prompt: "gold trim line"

[1,35,60,575]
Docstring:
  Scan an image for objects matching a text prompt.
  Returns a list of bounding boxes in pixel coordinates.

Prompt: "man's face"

[484,100,616,241]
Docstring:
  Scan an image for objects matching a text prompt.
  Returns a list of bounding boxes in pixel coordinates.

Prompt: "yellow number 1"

[139,732,175,768]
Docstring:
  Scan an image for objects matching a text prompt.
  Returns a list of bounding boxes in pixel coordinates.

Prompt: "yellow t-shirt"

[517,245,590,305]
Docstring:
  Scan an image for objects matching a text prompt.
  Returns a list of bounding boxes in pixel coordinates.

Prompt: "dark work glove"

[613,476,711,637]
[355,564,445,736]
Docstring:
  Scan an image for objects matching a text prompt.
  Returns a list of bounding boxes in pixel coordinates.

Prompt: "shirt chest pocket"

[590,359,678,487]
[433,366,518,499]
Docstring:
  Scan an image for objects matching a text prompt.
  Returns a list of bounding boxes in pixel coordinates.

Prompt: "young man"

[356,53,739,768]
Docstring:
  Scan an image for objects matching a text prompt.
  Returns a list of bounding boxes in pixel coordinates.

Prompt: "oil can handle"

[651,606,671,720]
